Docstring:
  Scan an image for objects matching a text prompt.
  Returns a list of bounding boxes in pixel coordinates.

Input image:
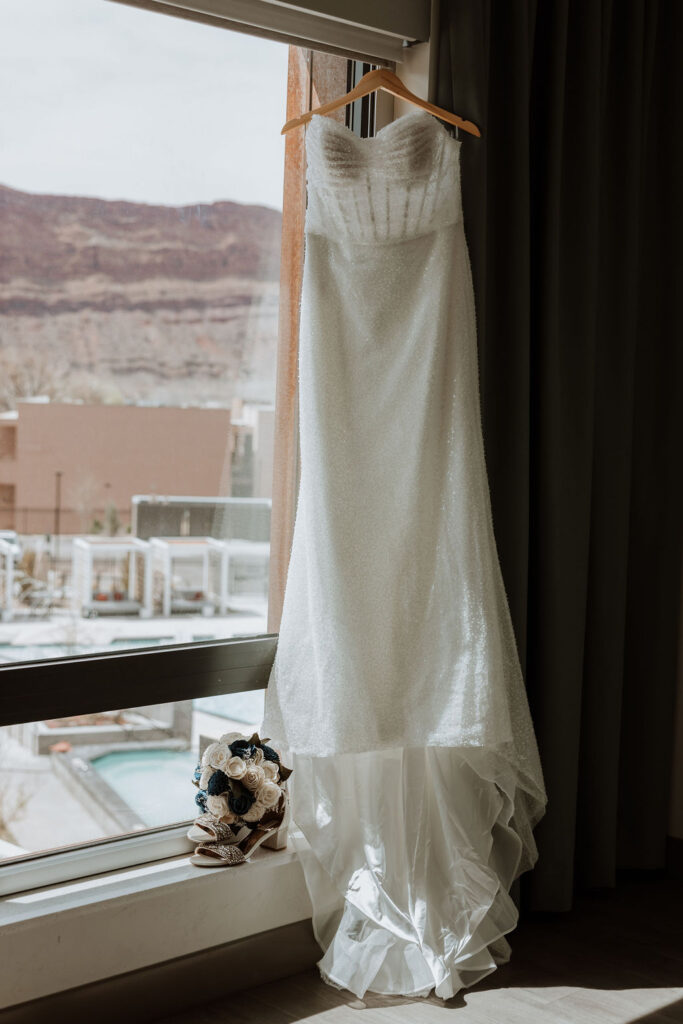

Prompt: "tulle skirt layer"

[290,745,544,1000]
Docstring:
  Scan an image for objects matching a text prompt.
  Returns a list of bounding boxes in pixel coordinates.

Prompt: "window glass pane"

[0,693,265,861]
[0,5,352,871]
[0,0,289,659]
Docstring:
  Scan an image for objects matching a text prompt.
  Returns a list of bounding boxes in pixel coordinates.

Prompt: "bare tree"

[0,737,31,846]
[71,473,101,534]
[104,502,121,537]
[0,344,70,412]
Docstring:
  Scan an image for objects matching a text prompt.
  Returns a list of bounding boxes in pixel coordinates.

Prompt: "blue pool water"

[91,748,198,827]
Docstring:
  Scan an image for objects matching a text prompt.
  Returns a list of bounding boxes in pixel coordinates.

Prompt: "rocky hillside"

[0,184,282,408]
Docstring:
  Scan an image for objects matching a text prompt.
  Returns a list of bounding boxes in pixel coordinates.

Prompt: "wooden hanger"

[281,67,481,138]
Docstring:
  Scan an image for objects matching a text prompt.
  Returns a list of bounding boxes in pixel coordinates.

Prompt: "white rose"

[226,756,247,779]
[257,781,281,808]
[251,747,264,765]
[200,766,214,790]
[242,799,267,823]
[219,732,242,744]
[201,742,220,768]
[209,742,232,771]
[242,765,265,791]
[262,761,279,782]
[206,794,230,818]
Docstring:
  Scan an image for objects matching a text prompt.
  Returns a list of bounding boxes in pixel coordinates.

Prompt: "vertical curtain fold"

[576,0,645,890]
[436,0,683,910]
[620,0,683,872]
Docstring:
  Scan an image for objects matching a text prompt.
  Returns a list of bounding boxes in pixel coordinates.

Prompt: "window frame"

[0,634,277,729]
[0,822,194,897]
[107,0,424,65]
[0,635,277,893]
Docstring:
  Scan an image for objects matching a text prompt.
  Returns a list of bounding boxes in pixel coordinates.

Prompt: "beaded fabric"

[195,819,241,843]
[262,110,547,999]
[265,110,544,794]
[194,842,245,866]
[304,110,462,244]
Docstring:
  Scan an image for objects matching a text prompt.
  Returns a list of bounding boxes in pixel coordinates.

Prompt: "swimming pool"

[91,748,198,827]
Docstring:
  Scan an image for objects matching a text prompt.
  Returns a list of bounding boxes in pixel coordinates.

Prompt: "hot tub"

[90,748,197,827]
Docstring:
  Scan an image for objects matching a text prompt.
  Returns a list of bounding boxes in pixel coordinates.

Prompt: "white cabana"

[72,537,152,618]
[223,539,270,602]
[149,537,229,617]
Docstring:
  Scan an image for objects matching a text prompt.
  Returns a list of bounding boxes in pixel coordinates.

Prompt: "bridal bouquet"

[191,732,292,827]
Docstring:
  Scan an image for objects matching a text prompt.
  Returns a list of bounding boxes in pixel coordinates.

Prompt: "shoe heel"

[262,825,288,851]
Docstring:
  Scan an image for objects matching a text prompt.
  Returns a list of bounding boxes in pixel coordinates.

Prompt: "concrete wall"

[3,401,235,534]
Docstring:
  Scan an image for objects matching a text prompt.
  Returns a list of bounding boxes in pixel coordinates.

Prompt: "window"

[0,0,355,888]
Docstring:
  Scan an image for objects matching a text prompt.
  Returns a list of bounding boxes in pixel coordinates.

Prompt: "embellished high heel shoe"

[186,814,250,844]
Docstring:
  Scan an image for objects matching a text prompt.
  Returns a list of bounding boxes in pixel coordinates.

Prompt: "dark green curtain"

[434,0,683,911]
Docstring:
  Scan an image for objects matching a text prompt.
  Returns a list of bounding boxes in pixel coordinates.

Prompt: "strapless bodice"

[305,109,463,245]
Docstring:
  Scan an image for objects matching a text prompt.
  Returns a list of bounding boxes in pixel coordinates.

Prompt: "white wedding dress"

[263,110,547,1000]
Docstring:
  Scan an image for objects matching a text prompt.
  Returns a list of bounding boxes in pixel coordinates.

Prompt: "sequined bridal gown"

[263,110,547,1000]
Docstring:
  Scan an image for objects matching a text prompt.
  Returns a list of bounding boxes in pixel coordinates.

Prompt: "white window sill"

[0,825,198,898]
[0,837,311,1011]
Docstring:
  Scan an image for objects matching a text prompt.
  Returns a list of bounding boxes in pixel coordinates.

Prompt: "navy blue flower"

[195,789,208,813]
[229,740,254,759]
[228,786,255,818]
[261,744,280,764]
[207,769,230,796]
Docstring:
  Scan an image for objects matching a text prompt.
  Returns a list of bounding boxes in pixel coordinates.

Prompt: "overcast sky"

[0,0,289,208]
